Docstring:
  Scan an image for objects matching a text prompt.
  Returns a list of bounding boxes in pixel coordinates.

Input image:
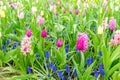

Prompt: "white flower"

[32,6,37,15]
[98,26,103,34]
[115,6,119,11]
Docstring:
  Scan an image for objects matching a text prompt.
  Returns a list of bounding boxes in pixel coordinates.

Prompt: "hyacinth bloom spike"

[36,53,40,58]
[6,39,10,45]
[75,9,79,15]
[76,33,88,53]
[49,62,53,70]
[63,9,66,14]
[94,69,99,78]
[58,70,63,79]
[62,77,66,80]
[52,65,56,73]
[32,6,37,15]
[98,63,105,76]
[86,57,93,66]
[65,65,70,73]
[56,38,63,47]
[109,17,116,31]
[41,29,47,38]
[21,36,31,55]
[98,26,103,34]
[2,45,5,51]
[46,50,50,60]
[37,16,44,26]
[99,51,102,57]
[48,74,50,78]
[100,69,105,76]
[65,44,69,53]
[26,29,32,37]
[18,12,24,19]
[60,5,62,9]
[9,2,15,8]
[68,77,70,80]
[99,64,103,71]
[27,66,32,74]
[110,30,120,46]
[69,6,73,13]
[73,68,77,77]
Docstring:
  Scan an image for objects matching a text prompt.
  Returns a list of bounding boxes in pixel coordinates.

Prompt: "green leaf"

[107,63,120,78]
[6,74,37,80]
[83,61,96,79]
[110,45,120,65]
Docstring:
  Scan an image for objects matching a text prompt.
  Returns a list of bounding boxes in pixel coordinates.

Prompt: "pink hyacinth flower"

[75,9,79,15]
[76,33,88,53]
[49,4,56,12]
[109,17,116,31]
[110,30,120,46]
[18,12,24,19]
[63,9,66,14]
[21,36,31,55]
[41,29,47,38]
[69,6,73,13]
[37,16,44,26]
[9,2,15,8]
[26,29,32,37]
[60,5,62,9]
[56,38,62,47]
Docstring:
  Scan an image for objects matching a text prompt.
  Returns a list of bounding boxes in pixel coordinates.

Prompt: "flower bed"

[0,0,120,80]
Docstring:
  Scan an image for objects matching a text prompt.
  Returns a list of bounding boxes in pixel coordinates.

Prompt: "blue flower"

[67,77,70,80]
[62,76,66,80]
[27,66,32,74]
[98,64,105,76]
[52,65,56,73]
[76,48,78,54]
[6,39,10,45]
[98,64,103,71]
[14,42,17,47]
[65,45,69,53]
[94,69,99,78]
[65,65,70,73]
[36,53,40,58]
[12,45,16,50]
[73,68,77,77]
[50,62,53,70]
[46,50,50,60]
[48,74,50,78]
[100,69,105,76]
[1,45,5,51]
[86,57,93,66]
[99,51,102,57]
[58,70,63,79]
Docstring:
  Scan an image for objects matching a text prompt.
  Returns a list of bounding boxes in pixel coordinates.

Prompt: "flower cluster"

[109,17,116,31]
[76,33,88,53]
[21,36,31,55]
[110,30,120,46]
